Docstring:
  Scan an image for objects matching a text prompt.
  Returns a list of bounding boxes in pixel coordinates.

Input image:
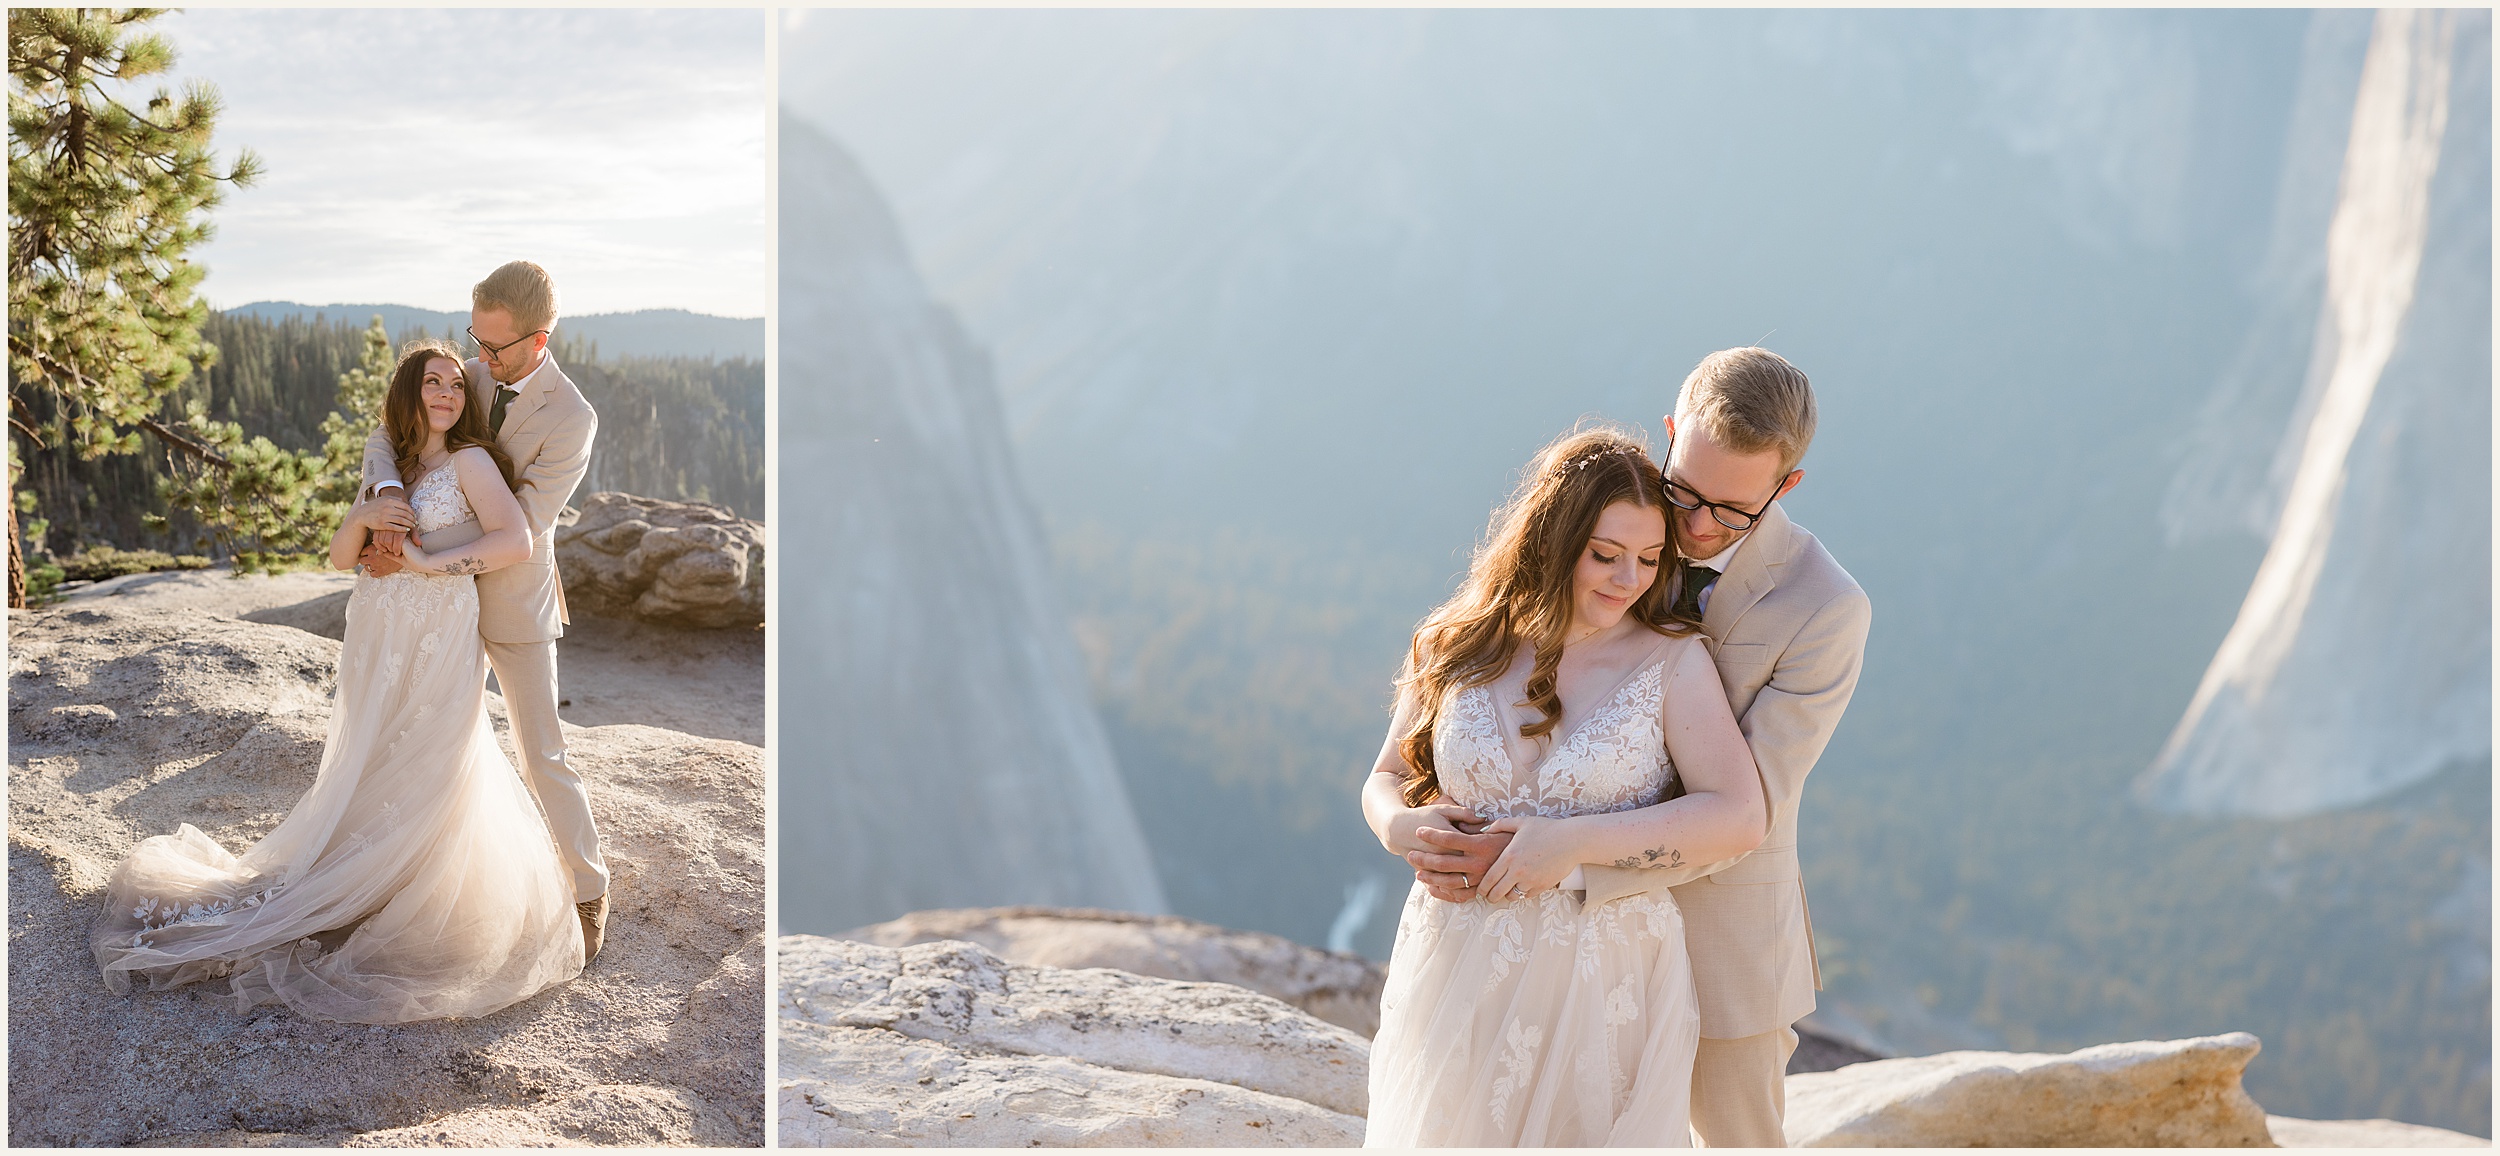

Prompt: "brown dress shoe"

[577,894,608,965]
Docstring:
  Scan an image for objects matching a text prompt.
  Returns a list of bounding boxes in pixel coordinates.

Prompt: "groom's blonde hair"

[473,260,559,335]
[1674,347,1817,473]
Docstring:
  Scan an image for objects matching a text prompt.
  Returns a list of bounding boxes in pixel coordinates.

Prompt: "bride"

[90,339,586,1023]
[1360,426,1769,1146]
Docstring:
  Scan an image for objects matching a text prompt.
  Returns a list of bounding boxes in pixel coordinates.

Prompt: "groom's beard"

[1675,527,1733,562]
[488,347,546,387]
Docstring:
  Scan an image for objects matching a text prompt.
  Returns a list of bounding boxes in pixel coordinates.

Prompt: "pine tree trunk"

[8,490,24,610]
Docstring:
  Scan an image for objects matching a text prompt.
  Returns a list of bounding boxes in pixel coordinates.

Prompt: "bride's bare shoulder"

[1650,627,1719,684]
[1641,624,1706,660]
[447,447,515,502]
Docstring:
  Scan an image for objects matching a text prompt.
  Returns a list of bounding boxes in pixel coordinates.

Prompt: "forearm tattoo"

[1611,847,1684,870]
[440,557,487,576]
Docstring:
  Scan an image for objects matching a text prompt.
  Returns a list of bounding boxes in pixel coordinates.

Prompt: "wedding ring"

[1510,885,1525,898]
[1458,873,1470,890]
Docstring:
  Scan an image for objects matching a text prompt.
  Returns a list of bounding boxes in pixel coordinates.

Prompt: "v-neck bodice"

[1432,644,1684,820]
[405,461,476,535]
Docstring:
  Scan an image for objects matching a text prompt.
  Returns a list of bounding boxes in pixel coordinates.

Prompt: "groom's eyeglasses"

[1659,431,1792,532]
[1660,478,1782,532]
[466,326,547,362]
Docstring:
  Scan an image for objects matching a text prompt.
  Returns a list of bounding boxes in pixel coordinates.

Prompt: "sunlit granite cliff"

[775,113,1167,933]
[2145,9,2491,816]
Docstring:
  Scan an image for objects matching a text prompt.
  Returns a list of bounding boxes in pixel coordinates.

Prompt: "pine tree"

[316,315,393,506]
[155,315,392,572]
[6,8,259,602]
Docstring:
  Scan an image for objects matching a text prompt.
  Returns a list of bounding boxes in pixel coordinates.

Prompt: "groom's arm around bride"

[350,261,611,954]
[355,271,596,595]
[1408,347,1870,1146]
[1411,349,1868,908]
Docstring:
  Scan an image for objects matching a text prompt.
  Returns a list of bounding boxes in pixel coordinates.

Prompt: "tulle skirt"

[90,570,583,1023]
[1365,882,1700,1147]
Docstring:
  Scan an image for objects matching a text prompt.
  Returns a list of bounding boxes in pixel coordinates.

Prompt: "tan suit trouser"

[1690,1025,1798,1147]
[484,638,608,902]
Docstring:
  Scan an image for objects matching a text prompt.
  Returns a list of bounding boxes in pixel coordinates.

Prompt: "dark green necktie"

[1672,566,1719,620]
[489,386,519,435]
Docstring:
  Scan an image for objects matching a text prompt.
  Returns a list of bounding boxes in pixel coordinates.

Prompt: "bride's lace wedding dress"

[1367,635,1703,1147]
[91,462,584,1023]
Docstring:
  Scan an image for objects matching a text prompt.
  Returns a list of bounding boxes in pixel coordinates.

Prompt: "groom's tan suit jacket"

[361,355,597,644]
[1581,501,1870,1040]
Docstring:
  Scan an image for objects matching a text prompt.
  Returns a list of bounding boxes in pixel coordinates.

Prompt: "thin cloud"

[159,8,764,317]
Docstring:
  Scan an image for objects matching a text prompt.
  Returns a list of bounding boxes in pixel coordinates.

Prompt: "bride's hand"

[1382,802,1481,857]
[1476,816,1580,901]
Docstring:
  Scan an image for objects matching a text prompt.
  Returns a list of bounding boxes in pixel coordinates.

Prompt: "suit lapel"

[498,357,558,442]
[1702,501,1793,639]
[464,358,497,417]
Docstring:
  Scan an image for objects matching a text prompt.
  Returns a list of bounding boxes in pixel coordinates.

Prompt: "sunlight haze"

[159,8,764,318]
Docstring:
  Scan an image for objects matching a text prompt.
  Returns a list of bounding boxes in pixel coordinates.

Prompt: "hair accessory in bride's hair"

[1557,446,1631,478]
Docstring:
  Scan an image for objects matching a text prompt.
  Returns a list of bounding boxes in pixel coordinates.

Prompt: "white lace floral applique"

[406,461,476,535]
[1433,655,1679,825]
[1536,888,1574,948]
[1487,1018,1546,1130]
[1482,907,1527,991]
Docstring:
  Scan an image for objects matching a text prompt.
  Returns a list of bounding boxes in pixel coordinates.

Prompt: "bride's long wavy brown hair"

[386,339,518,491]
[1394,425,1704,807]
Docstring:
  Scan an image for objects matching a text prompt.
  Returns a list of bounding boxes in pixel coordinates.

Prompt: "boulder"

[7,604,765,1145]
[554,493,765,630]
[843,906,1387,1037]
[778,935,1368,1146]
[1784,1032,2273,1147]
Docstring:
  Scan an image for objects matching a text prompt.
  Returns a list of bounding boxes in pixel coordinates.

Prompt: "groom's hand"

[1410,824,1514,903]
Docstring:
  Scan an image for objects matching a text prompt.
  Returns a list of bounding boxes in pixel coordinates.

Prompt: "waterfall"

[2139,10,2487,817]
[1327,874,1385,954]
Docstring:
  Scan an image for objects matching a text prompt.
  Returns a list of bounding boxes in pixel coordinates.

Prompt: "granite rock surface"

[1784,1032,2274,1147]
[778,935,1368,1146]
[8,599,764,1146]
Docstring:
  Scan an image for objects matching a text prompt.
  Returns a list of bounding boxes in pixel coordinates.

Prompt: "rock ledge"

[842,906,1386,1037]
[779,934,1368,1147]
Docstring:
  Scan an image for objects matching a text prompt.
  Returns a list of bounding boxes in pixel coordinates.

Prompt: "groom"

[356,260,610,963]
[1411,347,1871,1147]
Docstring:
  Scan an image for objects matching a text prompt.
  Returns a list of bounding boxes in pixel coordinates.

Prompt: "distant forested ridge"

[564,346,764,519]
[19,309,762,559]
[223,302,765,362]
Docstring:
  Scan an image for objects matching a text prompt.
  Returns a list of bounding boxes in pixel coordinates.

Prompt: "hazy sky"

[156,8,764,318]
